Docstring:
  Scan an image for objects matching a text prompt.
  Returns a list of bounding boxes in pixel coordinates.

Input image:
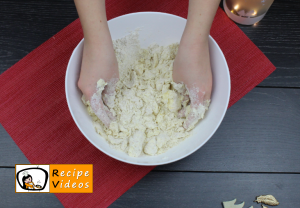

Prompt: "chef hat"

[22,170,29,177]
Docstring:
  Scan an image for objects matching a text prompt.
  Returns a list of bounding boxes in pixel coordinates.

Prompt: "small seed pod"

[255,195,279,206]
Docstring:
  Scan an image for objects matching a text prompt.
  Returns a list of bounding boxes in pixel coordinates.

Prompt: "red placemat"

[0,0,275,207]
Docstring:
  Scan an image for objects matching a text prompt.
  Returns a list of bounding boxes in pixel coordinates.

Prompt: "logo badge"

[16,164,93,193]
[15,165,50,193]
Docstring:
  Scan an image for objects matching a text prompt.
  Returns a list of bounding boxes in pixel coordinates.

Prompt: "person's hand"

[172,0,219,130]
[78,40,119,127]
[173,36,212,130]
[74,0,119,127]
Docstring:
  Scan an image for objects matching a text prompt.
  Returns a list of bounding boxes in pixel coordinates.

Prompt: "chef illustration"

[21,170,41,190]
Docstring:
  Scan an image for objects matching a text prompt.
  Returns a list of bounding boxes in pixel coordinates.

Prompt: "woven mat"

[0,0,275,207]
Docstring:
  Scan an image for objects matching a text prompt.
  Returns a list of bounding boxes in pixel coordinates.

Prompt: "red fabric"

[0,0,275,207]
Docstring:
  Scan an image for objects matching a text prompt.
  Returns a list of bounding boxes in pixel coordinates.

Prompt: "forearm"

[184,0,220,43]
[74,0,111,46]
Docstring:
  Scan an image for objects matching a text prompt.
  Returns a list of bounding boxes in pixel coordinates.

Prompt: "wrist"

[83,27,114,52]
[84,33,111,47]
[83,22,111,44]
[184,0,220,43]
[180,27,209,49]
[184,21,210,42]
[83,37,116,64]
[75,0,110,46]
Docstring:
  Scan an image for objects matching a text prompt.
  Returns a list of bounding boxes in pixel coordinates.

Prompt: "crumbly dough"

[255,195,279,206]
[82,31,209,157]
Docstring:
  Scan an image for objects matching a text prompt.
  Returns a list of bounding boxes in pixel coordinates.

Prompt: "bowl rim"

[65,11,231,166]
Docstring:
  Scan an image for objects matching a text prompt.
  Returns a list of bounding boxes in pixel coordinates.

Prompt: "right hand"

[173,37,212,130]
[78,40,119,127]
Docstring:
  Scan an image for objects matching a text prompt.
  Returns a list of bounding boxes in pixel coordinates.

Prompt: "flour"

[82,30,210,157]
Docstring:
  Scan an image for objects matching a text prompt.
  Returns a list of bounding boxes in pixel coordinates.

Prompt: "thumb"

[183,85,208,130]
[90,94,112,128]
[187,85,205,107]
[102,78,118,109]
[87,79,116,128]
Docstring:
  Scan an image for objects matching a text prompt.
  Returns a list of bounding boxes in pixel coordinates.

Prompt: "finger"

[183,104,207,130]
[187,85,205,107]
[178,108,186,118]
[183,85,207,130]
[103,104,116,122]
[203,92,211,108]
[102,78,118,109]
[182,94,190,106]
[203,85,212,105]
[90,94,112,127]
[183,110,199,130]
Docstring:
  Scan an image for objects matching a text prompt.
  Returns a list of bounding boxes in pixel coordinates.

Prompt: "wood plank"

[156,87,300,172]
[0,0,78,74]
[0,0,299,87]
[0,124,29,165]
[2,167,299,208]
[111,171,300,207]
[257,67,300,88]
[232,0,300,87]
[1,88,300,173]
[0,168,63,208]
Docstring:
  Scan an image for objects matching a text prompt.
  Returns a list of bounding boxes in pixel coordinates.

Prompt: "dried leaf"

[255,195,279,206]
[223,199,245,208]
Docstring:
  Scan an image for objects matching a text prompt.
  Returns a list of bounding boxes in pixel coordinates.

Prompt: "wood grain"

[227,0,300,87]
[0,0,299,87]
[110,171,300,207]
[0,0,78,74]
[0,124,29,165]
[2,167,298,208]
[156,87,300,172]
[2,88,300,173]
[0,168,63,208]
[0,0,300,207]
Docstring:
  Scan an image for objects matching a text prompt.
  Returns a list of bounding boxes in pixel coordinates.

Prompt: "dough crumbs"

[255,195,279,206]
[82,30,210,157]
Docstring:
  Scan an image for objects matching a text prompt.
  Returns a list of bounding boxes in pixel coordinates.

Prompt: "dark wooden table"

[1,0,299,207]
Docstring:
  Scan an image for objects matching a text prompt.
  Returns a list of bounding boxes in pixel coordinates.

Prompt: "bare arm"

[173,0,220,129]
[185,0,220,43]
[74,0,111,48]
[74,0,119,127]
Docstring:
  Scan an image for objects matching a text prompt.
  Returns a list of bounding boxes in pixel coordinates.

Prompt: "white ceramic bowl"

[65,12,230,166]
